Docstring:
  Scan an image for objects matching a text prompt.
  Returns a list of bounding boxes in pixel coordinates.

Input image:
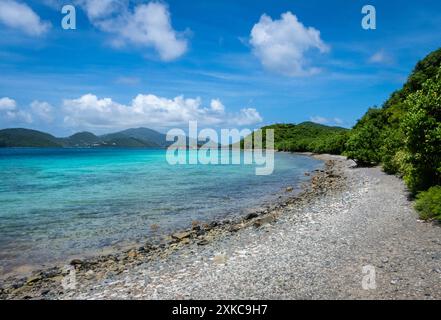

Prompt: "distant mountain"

[101,127,169,148]
[0,127,174,148]
[0,128,62,147]
[62,132,102,147]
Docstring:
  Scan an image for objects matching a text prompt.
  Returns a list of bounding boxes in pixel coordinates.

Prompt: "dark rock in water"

[196,229,206,237]
[70,259,83,266]
[245,213,258,220]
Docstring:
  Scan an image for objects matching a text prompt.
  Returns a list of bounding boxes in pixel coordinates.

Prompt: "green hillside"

[0,127,171,148]
[244,122,349,155]
[0,128,62,147]
[344,47,441,220]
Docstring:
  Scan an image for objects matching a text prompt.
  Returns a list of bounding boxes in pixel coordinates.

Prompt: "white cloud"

[30,101,54,123]
[310,116,343,126]
[6,110,33,123]
[0,0,51,36]
[62,94,262,130]
[79,0,122,20]
[250,11,329,76]
[0,97,17,111]
[210,99,225,113]
[369,50,393,64]
[231,108,262,126]
[79,1,188,61]
[0,98,55,125]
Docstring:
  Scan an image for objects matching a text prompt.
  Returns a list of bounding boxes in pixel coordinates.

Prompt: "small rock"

[172,231,192,241]
[213,254,228,265]
[197,239,209,246]
[254,215,276,228]
[70,259,83,266]
[127,250,138,259]
[85,270,95,279]
[245,213,258,220]
[286,187,294,192]
[229,224,243,232]
[26,275,41,285]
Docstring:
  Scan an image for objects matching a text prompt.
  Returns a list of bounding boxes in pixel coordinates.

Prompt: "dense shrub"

[344,48,441,196]
[344,108,384,165]
[415,186,441,221]
[401,70,441,193]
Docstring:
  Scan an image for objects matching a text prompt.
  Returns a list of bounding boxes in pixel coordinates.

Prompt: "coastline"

[0,153,335,299]
[1,154,440,299]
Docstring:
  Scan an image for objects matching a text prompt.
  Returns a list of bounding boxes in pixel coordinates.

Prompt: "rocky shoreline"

[3,154,439,300]
[0,155,344,300]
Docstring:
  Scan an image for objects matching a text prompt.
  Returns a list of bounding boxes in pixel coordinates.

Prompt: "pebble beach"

[1,154,440,300]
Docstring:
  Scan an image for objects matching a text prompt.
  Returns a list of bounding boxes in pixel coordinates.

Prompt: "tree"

[344,108,384,165]
[401,68,441,193]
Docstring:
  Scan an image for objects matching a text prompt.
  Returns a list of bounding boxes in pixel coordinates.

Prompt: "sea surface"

[0,148,323,275]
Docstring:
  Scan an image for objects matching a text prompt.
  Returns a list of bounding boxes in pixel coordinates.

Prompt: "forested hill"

[256,122,349,155]
[0,127,170,148]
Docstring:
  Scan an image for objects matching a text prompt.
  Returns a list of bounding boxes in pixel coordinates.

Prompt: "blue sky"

[0,0,440,136]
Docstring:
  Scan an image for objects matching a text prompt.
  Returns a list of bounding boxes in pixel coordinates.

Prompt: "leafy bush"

[379,127,404,174]
[401,70,441,193]
[344,108,384,165]
[415,186,441,221]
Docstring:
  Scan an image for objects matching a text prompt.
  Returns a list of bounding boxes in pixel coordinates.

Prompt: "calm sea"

[0,148,323,275]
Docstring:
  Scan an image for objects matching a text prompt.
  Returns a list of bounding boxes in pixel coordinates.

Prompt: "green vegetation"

[0,128,62,147]
[245,122,349,155]
[415,186,441,221]
[0,127,171,148]
[342,48,441,220]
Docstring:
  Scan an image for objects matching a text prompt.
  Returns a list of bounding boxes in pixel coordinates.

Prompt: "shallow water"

[0,148,323,275]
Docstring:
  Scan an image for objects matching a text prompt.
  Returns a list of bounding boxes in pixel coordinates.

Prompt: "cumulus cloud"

[30,101,54,123]
[78,1,188,61]
[79,0,122,19]
[0,97,17,111]
[0,98,56,125]
[62,94,262,129]
[210,99,225,113]
[0,0,51,36]
[310,116,343,126]
[250,11,329,76]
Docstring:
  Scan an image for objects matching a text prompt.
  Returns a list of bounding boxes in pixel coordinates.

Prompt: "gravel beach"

[1,154,440,300]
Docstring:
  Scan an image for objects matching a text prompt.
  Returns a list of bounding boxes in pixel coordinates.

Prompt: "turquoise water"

[0,148,322,275]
